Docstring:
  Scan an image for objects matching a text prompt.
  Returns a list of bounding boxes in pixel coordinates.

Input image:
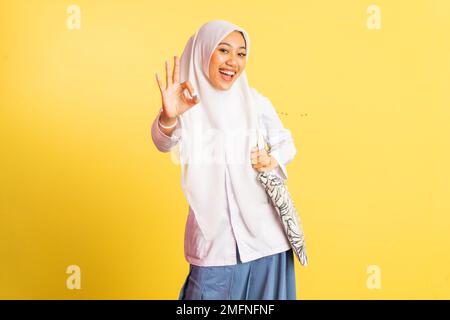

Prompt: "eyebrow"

[218,42,247,50]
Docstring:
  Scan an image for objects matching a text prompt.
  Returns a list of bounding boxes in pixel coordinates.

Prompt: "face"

[208,30,247,90]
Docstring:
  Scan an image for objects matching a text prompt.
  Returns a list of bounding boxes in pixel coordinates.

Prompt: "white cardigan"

[151,88,297,266]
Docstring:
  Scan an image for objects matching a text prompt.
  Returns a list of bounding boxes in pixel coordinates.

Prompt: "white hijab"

[176,20,269,241]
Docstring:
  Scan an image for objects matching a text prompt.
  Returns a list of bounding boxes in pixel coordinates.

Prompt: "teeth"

[219,70,236,76]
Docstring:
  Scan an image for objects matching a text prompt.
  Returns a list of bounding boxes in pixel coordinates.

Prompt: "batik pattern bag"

[257,170,308,266]
[255,117,308,267]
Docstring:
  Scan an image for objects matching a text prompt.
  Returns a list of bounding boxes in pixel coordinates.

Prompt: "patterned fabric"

[257,171,308,267]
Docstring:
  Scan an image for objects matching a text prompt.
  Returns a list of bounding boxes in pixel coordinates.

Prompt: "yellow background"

[1,0,449,299]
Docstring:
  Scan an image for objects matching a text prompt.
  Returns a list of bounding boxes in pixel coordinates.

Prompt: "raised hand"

[155,55,199,121]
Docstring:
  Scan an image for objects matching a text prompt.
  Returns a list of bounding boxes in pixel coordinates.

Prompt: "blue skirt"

[178,244,296,300]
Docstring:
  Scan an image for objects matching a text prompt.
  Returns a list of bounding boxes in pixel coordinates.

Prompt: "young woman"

[151,20,297,300]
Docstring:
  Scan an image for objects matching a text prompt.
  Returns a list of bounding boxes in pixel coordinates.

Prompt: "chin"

[218,83,233,90]
[215,78,236,91]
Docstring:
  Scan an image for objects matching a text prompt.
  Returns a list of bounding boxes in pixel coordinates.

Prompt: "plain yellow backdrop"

[1,0,449,299]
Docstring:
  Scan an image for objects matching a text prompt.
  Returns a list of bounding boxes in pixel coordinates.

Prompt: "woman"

[151,20,298,300]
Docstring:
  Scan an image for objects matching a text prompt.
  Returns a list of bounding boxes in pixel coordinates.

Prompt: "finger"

[173,55,180,84]
[184,94,199,107]
[155,72,164,94]
[252,160,265,169]
[254,163,267,171]
[251,151,267,164]
[181,81,199,106]
[256,158,270,166]
[188,94,200,105]
[257,151,269,162]
[255,156,270,167]
[255,165,265,172]
[165,60,172,88]
[181,80,197,99]
[259,157,270,167]
[257,159,272,170]
[257,150,272,166]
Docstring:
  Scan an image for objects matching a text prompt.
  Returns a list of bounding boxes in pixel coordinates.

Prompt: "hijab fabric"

[176,20,269,241]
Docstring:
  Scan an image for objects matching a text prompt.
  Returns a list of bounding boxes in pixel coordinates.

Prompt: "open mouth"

[219,69,236,82]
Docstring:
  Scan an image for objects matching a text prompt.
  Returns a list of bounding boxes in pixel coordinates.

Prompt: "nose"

[225,57,238,68]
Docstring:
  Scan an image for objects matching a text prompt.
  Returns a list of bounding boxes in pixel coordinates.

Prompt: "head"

[208,30,248,91]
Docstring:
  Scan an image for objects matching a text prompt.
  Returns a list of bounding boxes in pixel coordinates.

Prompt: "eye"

[219,48,247,57]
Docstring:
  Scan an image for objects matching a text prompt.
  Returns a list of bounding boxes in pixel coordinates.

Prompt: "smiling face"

[208,30,247,91]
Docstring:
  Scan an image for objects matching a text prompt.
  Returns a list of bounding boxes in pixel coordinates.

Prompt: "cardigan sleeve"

[150,110,182,153]
[251,88,297,180]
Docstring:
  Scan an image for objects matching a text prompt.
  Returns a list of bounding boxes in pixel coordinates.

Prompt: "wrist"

[159,109,177,127]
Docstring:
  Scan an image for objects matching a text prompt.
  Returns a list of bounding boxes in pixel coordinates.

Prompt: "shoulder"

[250,87,270,105]
[250,87,277,117]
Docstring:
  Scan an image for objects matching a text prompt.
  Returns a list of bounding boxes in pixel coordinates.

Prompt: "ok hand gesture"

[155,56,200,120]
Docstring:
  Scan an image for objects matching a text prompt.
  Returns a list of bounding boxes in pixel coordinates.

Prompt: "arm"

[152,55,198,153]
[255,89,297,180]
[151,109,182,153]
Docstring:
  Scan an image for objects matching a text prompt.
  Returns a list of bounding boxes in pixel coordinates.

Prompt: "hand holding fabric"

[250,147,279,172]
